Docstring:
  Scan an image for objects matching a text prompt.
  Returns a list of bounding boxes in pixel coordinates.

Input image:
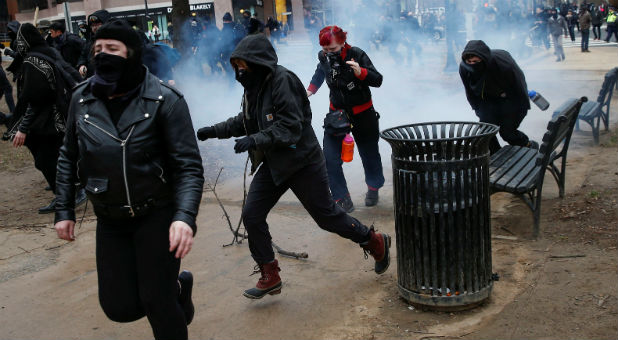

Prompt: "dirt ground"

[1,51,617,339]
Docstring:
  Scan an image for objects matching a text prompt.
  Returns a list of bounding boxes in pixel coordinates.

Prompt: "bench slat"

[500,157,542,193]
[490,147,539,192]
[489,147,517,175]
[489,146,533,184]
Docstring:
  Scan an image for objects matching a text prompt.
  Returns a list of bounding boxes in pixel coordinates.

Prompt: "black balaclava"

[90,19,144,99]
[461,53,487,97]
[235,61,270,89]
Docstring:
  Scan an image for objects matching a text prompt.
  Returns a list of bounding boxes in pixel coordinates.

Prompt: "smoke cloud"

[171,1,604,183]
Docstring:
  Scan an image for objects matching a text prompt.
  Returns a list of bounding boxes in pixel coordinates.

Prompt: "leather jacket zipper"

[84,117,137,216]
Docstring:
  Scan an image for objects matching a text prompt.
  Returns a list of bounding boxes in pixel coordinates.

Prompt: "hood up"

[230,34,278,72]
[461,40,492,64]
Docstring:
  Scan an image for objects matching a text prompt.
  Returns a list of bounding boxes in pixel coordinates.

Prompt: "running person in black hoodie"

[306,26,384,213]
[459,40,538,154]
[196,34,390,300]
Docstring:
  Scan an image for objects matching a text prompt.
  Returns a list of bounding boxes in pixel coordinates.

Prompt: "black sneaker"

[336,195,354,213]
[75,188,87,207]
[178,270,195,325]
[527,140,539,150]
[38,198,57,214]
[365,189,379,207]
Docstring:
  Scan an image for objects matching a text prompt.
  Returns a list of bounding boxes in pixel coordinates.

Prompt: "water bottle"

[341,133,354,162]
[528,90,550,111]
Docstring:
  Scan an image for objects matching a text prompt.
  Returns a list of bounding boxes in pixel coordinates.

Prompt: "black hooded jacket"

[8,24,61,136]
[212,35,322,185]
[77,10,112,77]
[459,40,530,114]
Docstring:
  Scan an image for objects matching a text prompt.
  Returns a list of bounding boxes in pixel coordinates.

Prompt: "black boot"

[336,195,354,213]
[38,198,57,214]
[178,270,195,325]
[365,188,379,206]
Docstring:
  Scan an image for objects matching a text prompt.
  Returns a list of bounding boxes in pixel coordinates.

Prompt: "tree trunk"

[171,0,191,56]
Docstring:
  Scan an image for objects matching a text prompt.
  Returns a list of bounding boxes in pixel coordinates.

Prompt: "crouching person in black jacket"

[53,20,204,340]
[197,34,390,300]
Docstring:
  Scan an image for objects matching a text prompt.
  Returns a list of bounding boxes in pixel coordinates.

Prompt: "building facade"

[11,0,310,37]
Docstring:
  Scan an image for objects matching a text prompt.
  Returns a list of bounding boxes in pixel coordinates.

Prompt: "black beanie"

[94,19,143,57]
[223,12,233,21]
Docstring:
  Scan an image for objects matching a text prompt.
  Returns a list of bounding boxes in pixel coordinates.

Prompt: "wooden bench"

[567,68,617,145]
[489,97,587,238]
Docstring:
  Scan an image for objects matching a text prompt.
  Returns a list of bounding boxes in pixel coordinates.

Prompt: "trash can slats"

[382,122,499,310]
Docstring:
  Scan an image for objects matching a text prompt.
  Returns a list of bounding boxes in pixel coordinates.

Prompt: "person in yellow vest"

[605,7,617,43]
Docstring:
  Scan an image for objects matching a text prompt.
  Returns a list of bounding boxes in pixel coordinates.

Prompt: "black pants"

[0,66,15,113]
[323,109,385,201]
[606,25,618,42]
[477,108,529,154]
[96,206,187,340]
[581,29,590,51]
[243,159,371,264]
[593,24,601,39]
[25,133,63,193]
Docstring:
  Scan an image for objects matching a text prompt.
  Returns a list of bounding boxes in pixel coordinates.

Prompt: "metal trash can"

[380,122,499,310]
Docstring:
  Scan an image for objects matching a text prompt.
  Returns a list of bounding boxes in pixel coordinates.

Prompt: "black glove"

[196,126,216,141]
[234,136,255,153]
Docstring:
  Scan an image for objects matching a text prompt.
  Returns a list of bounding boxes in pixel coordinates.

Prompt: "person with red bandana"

[306,26,384,213]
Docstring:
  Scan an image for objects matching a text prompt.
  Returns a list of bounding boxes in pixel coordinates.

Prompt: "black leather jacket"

[55,71,204,233]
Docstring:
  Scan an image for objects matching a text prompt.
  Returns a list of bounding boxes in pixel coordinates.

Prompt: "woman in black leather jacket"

[53,20,204,340]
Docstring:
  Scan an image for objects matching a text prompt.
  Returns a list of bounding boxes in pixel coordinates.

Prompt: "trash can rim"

[380,121,499,142]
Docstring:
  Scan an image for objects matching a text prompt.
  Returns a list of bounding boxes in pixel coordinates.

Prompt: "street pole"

[63,2,73,33]
[144,0,150,31]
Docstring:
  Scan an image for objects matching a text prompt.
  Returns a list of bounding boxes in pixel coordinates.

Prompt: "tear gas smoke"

[172,1,608,183]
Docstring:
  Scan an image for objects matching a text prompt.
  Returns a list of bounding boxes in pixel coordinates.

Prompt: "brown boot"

[243,259,282,299]
[360,227,391,274]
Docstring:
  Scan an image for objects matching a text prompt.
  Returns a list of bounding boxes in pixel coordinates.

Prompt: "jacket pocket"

[152,161,167,184]
[85,177,108,194]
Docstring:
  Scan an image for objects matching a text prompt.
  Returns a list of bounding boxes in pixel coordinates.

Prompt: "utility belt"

[329,100,373,115]
[92,196,173,220]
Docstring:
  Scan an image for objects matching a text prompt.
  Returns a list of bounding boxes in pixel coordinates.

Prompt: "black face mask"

[90,52,127,98]
[552,13,558,19]
[235,68,252,88]
[460,60,485,74]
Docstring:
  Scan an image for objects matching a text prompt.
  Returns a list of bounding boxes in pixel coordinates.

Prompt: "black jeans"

[606,25,618,42]
[25,133,63,193]
[0,66,15,113]
[323,109,385,201]
[593,24,601,39]
[477,107,529,154]
[242,159,371,264]
[581,29,590,51]
[568,25,576,41]
[96,206,188,340]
